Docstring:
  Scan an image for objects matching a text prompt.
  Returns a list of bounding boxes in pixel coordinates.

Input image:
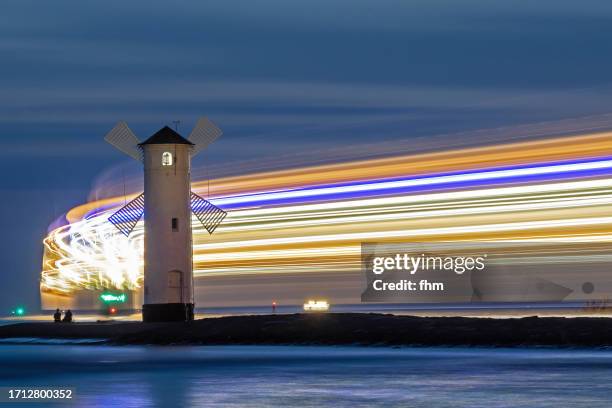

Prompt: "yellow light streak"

[41,131,612,297]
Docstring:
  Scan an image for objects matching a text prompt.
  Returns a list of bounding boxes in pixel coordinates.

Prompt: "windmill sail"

[190,192,226,234]
[104,121,142,161]
[108,193,145,237]
[188,117,223,157]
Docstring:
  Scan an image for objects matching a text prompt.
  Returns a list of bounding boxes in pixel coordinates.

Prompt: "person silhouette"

[53,309,61,323]
[62,309,73,323]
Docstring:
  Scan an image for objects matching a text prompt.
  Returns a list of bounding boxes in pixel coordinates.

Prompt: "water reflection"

[0,345,611,407]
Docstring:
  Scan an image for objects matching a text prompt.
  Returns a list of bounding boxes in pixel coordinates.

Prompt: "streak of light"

[41,130,612,300]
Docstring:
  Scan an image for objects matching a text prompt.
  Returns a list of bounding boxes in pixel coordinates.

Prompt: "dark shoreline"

[2,313,612,347]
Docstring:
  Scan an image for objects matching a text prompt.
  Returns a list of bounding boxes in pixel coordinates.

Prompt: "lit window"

[162,152,173,166]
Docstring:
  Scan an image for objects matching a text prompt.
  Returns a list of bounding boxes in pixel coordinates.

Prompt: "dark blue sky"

[2,0,612,313]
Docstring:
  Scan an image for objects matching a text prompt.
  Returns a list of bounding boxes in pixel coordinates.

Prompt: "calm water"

[0,344,611,407]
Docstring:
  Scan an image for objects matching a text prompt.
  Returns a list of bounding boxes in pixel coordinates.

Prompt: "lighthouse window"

[162,152,173,166]
[172,218,179,231]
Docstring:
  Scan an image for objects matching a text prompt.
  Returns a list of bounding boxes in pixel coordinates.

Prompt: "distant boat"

[303,300,330,312]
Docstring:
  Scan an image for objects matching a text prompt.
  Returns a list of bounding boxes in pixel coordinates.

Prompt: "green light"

[100,293,127,303]
[14,307,25,316]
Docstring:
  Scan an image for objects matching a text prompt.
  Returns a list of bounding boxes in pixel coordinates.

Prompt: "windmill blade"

[190,192,227,234]
[189,117,223,157]
[108,193,145,237]
[104,121,142,161]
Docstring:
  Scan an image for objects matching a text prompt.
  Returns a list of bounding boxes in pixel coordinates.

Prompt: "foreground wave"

[1,344,611,407]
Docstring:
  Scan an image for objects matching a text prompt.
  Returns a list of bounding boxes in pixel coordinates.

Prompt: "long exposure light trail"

[64,130,612,221]
[41,130,612,308]
[213,158,612,208]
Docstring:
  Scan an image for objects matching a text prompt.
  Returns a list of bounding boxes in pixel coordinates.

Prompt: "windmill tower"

[104,118,226,322]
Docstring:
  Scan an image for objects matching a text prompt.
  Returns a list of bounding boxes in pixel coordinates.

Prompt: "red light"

[109,307,117,314]
[272,301,277,306]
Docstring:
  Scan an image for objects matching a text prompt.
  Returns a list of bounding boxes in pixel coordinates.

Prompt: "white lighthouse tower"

[104,119,226,322]
[140,127,195,321]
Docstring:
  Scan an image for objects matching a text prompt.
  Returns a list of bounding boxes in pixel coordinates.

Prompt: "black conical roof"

[138,126,194,146]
